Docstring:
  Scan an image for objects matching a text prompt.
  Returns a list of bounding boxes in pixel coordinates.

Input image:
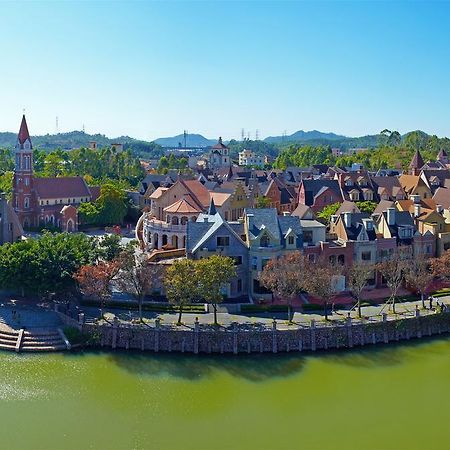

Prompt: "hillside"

[153,133,217,147]
[264,130,346,143]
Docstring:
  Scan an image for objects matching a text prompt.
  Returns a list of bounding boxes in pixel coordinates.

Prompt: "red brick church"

[12,115,97,231]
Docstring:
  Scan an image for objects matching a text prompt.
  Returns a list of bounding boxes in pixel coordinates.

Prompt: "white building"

[238,149,264,167]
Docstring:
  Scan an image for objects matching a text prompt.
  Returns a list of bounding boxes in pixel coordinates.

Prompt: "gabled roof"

[339,212,376,241]
[336,201,360,215]
[291,203,314,219]
[211,137,228,150]
[245,208,280,241]
[433,187,450,209]
[181,179,211,208]
[34,177,91,199]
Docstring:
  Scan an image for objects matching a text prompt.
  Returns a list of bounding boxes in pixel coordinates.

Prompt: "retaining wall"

[72,310,450,354]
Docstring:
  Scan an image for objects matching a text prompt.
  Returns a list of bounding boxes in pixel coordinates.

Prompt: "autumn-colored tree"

[404,255,434,309]
[303,256,342,320]
[197,255,237,325]
[259,251,306,323]
[431,250,450,280]
[74,260,121,315]
[376,252,406,314]
[165,259,200,325]
[115,252,165,321]
[347,264,375,318]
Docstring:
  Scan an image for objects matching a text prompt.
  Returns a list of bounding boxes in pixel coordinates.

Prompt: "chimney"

[411,194,421,204]
[386,208,396,226]
[414,204,421,218]
[436,204,443,214]
[343,212,352,228]
[330,215,338,224]
[282,211,290,216]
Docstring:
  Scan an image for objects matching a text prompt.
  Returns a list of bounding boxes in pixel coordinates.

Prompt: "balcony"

[143,217,187,233]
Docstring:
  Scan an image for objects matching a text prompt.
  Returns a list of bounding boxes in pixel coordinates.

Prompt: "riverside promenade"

[58,298,450,355]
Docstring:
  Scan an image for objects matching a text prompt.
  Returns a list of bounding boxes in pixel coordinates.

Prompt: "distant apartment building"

[238,149,264,167]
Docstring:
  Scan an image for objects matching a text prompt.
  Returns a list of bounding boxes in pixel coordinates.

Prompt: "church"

[12,115,97,231]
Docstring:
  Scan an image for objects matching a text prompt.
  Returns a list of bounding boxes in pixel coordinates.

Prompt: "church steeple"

[409,149,424,175]
[17,115,32,150]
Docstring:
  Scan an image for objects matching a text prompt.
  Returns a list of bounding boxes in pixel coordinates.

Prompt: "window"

[232,256,243,265]
[24,198,29,209]
[237,279,242,292]
[251,256,258,270]
[260,234,270,247]
[361,251,371,261]
[288,235,295,245]
[217,236,230,247]
[303,230,313,243]
[338,254,345,265]
[24,177,29,186]
[329,255,336,264]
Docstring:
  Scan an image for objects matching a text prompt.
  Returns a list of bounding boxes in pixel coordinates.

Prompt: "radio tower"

[255,129,259,141]
[241,128,245,141]
[55,116,59,135]
[183,130,187,148]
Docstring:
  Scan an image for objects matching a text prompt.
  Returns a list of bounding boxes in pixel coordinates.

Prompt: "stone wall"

[77,310,450,354]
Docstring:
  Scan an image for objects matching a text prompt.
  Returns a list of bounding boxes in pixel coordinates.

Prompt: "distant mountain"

[264,130,347,144]
[154,133,217,148]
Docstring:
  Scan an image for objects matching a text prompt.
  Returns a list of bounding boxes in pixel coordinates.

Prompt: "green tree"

[165,259,200,325]
[317,202,341,224]
[197,255,236,326]
[355,201,377,214]
[95,183,128,226]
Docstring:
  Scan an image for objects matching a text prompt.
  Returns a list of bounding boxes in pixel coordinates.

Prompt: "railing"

[143,218,187,233]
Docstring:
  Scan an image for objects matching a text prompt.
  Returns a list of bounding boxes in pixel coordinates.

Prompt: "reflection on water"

[72,334,450,382]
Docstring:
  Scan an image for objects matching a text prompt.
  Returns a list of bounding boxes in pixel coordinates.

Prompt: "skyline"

[2,1,450,140]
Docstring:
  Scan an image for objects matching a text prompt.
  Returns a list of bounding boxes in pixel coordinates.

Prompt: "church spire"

[409,149,424,175]
[17,115,32,149]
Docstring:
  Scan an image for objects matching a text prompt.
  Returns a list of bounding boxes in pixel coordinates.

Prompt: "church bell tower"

[12,115,34,228]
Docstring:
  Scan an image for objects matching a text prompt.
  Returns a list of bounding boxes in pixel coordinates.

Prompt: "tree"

[347,264,374,318]
[303,257,341,320]
[376,252,406,314]
[260,252,305,323]
[317,202,341,224]
[431,250,450,280]
[115,253,164,321]
[197,255,237,326]
[99,233,123,261]
[255,195,270,208]
[355,201,377,214]
[165,259,200,325]
[404,256,434,309]
[74,260,121,315]
[95,183,128,226]
[78,202,100,226]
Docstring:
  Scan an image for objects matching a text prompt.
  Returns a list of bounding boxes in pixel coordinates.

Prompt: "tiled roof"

[433,187,450,209]
[182,179,211,208]
[163,197,202,214]
[149,187,169,199]
[409,149,425,169]
[245,208,280,240]
[34,177,91,199]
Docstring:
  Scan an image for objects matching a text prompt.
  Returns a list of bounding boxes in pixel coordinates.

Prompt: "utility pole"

[255,129,259,141]
[55,116,59,135]
[183,130,187,148]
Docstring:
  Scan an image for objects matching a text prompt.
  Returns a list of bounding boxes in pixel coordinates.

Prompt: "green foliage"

[0,171,13,198]
[355,201,377,214]
[156,153,188,173]
[317,202,341,224]
[0,232,102,296]
[273,145,334,170]
[255,196,271,208]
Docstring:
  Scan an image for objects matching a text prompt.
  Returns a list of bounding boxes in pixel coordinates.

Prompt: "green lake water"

[0,338,449,450]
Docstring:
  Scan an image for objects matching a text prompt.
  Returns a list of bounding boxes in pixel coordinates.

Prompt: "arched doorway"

[153,233,159,249]
[162,234,168,246]
[172,235,178,248]
[67,219,74,232]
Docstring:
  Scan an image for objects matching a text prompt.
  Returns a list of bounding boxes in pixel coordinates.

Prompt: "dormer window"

[260,234,270,247]
[288,236,295,246]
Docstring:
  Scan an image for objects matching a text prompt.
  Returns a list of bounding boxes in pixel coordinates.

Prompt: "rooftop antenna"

[247,131,250,140]
[55,116,59,134]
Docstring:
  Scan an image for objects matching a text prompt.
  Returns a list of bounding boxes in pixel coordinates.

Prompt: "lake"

[0,337,448,450]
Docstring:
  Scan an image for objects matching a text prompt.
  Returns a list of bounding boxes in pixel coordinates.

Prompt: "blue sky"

[1,0,450,141]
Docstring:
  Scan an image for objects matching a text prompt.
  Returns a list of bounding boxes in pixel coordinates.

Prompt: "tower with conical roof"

[437,148,448,165]
[12,115,34,228]
[409,149,424,175]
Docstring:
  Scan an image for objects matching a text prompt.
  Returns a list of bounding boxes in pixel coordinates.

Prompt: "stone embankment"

[60,308,450,354]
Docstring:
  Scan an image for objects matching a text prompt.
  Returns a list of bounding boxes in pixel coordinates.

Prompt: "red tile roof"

[34,176,92,199]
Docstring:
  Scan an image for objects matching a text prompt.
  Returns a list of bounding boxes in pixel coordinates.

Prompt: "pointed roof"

[437,149,448,161]
[208,197,217,215]
[17,115,32,148]
[409,149,424,170]
[163,197,202,214]
[212,137,228,150]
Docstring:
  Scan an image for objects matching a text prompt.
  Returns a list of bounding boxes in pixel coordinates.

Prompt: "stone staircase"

[0,327,70,353]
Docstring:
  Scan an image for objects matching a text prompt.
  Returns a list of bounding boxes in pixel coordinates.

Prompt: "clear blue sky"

[1,0,450,141]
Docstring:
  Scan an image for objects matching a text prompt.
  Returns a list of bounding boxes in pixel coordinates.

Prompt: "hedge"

[80,299,206,313]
